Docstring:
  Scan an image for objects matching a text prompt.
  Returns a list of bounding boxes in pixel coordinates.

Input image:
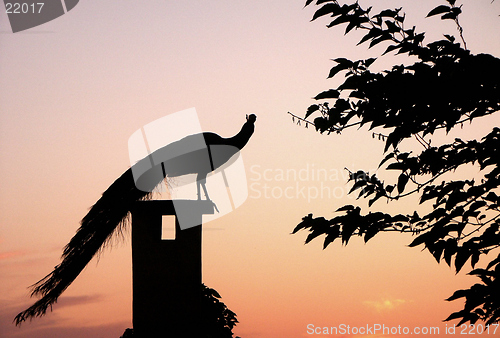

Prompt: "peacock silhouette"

[14,114,256,325]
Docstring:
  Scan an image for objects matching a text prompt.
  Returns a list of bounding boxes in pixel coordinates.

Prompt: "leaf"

[386,162,406,170]
[312,3,340,21]
[358,185,375,199]
[313,116,328,133]
[444,239,458,266]
[469,201,487,212]
[357,28,383,46]
[345,16,369,34]
[444,34,455,42]
[385,20,400,33]
[446,289,468,302]
[210,289,222,298]
[382,44,400,55]
[314,89,340,100]
[338,75,362,91]
[455,247,472,273]
[328,64,350,78]
[384,131,402,152]
[369,33,393,48]
[368,191,385,207]
[441,10,460,20]
[376,9,399,18]
[364,226,379,242]
[397,174,409,194]
[348,179,367,194]
[471,251,480,269]
[292,213,313,234]
[364,58,377,68]
[341,223,357,245]
[378,153,394,168]
[327,14,351,28]
[427,5,451,18]
[430,240,446,263]
[484,192,498,203]
[323,225,340,249]
[305,230,324,244]
[305,105,320,119]
[486,253,500,270]
[408,233,428,247]
[333,57,352,64]
[336,205,355,212]
[334,98,350,111]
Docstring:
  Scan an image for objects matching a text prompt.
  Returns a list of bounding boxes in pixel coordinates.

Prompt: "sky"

[1,1,500,337]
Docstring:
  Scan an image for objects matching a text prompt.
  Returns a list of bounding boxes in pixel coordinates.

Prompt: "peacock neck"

[227,121,255,150]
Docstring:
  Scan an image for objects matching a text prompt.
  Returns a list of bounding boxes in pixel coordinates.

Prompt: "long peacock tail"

[14,168,154,325]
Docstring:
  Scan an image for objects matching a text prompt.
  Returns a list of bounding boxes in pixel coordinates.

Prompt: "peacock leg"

[200,179,219,213]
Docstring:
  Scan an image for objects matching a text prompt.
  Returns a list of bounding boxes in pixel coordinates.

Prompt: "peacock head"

[246,114,257,123]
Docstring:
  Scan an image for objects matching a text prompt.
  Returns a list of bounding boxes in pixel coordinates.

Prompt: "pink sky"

[1,1,500,337]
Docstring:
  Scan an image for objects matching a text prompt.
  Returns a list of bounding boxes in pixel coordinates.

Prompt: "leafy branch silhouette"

[292,0,500,326]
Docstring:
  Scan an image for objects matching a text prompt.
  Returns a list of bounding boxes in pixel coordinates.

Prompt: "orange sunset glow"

[1,1,500,337]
